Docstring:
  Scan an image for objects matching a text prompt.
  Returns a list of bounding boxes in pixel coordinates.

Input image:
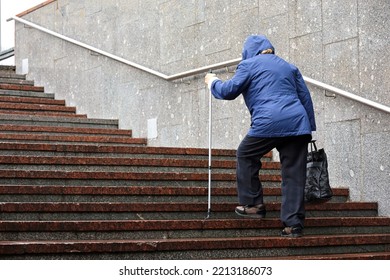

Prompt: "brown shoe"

[235,204,266,218]
[280,226,303,238]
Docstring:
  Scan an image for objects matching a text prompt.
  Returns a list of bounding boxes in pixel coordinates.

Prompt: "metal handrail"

[0,48,15,61]
[9,15,390,114]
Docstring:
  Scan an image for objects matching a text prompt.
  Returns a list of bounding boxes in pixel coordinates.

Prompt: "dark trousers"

[236,134,311,228]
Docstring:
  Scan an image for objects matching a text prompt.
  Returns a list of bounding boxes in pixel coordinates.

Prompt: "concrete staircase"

[0,66,389,259]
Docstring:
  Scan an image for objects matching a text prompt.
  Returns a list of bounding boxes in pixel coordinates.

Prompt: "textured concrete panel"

[322,0,358,44]
[230,8,260,56]
[324,38,360,123]
[259,0,288,18]
[259,14,289,60]
[288,0,322,37]
[362,132,390,216]
[290,32,323,79]
[325,120,362,201]
[358,0,390,107]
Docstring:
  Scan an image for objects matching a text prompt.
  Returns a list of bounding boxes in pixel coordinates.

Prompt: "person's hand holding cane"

[204,72,218,89]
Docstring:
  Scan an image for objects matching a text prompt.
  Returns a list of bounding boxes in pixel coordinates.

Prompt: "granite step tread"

[0,73,25,80]
[248,251,390,260]
[0,114,119,128]
[0,217,388,232]
[0,185,349,203]
[0,234,388,256]
[0,170,278,182]
[0,134,147,145]
[0,102,76,113]
[0,124,132,137]
[1,185,344,196]
[0,110,87,118]
[0,155,244,173]
[0,95,63,106]
[0,155,249,169]
[0,84,44,92]
[0,201,377,213]
[0,78,34,85]
[0,142,240,157]
[0,89,55,99]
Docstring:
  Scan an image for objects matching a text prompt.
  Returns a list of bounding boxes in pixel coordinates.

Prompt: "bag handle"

[309,140,317,153]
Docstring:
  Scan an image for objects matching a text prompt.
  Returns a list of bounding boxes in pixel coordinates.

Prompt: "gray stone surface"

[14,0,390,216]
[322,0,358,44]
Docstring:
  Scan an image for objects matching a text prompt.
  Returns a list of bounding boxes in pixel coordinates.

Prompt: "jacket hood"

[242,35,275,60]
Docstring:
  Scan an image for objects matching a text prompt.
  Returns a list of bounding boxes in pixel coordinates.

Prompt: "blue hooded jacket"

[210,35,316,137]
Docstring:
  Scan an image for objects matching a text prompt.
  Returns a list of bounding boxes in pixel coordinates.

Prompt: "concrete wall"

[14,0,389,216]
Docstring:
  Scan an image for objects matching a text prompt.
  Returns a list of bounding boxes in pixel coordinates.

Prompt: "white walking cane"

[206,70,213,219]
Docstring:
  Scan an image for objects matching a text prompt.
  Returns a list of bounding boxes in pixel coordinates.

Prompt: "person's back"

[241,53,312,138]
[209,35,315,138]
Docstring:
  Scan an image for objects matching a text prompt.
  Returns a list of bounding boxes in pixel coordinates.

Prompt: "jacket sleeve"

[295,69,317,131]
[210,62,251,100]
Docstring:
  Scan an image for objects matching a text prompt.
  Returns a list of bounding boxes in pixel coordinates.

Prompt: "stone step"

[0,95,84,118]
[0,185,349,203]
[0,142,240,160]
[0,101,77,114]
[0,66,16,72]
[0,169,279,187]
[0,125,133,137]
[0,201,379,220]
[250,252,390,260]
[0,78,34,85]
[0,114,119,129]
[0,133,147,146]
[0,83,44,92]
[0,110,87,118]
[0,155,262,174]
[0,217,388,241]
[0,95,65,106]
[0,73,26,80]
[0,89,55,99]
[0,233,388,259]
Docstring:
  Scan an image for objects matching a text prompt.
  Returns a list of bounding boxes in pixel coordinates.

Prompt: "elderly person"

[205,35,316,237]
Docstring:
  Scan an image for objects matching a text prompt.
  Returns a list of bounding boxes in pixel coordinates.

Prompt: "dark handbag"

[304,141,333,203]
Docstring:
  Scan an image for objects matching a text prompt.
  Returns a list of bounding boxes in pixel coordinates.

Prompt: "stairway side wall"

[14,0,390,216]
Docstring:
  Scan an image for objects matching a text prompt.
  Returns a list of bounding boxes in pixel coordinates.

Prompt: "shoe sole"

[281,233,303,238]
[235,209,266,218]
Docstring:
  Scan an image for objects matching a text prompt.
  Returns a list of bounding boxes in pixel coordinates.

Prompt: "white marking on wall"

[147,118,158,139]
[21,58,28,74]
